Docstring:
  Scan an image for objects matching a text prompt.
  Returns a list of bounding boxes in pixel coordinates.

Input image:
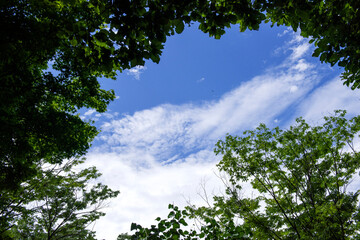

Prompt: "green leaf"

[130,222,138,231]
[175,20,185,34]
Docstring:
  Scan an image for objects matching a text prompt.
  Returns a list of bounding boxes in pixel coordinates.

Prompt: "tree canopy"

[130,110,360,239]
[1,157,119,239]
[1,0,359,190]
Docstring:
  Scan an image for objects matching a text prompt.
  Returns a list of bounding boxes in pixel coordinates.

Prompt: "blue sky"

[99,23,313,114]
[80,23,360,239]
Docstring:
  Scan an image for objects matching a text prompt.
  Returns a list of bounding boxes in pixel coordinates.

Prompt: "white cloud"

[291,59,312,72]
[84,109,97,116]
[273,31,312,63]
[277,28,290,37]
[126,65,147,80]
[289,42,311,62]
[81,110,120,122]
[80,109,97,120]
[296,77,360,123]
[86,150,222,239]
[96,65,317,162]
[290,85,298,93]
[102,112,119,119]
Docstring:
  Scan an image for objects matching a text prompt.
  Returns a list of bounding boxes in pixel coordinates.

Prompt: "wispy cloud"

[86,32,360,239]
[84,109,96,116]
[277,28,291,37]
[289,42,311,62]
[126,65,147,80]
[273,30,311,61]
[81,110,119,122]
[197,77,205,83]
[96,34,317,160]
[296,77,360,123]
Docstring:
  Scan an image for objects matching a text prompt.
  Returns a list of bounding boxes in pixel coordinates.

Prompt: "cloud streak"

[126,65,147,80]
[95,33,317,160]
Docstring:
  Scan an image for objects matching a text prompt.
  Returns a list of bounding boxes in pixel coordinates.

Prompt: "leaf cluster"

[130,204,196,240]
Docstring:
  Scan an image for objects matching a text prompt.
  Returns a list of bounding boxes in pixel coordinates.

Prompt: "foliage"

[130,204,197,240]
[0,157,119,239]
[117,233,133,240]
[130,111,360,239]
[130,203,250,240]
[2,0,360,190]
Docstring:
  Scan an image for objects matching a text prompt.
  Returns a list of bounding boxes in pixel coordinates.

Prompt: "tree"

[0,157,119,239]
[1,0,360,190]
[130,110,360,239]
